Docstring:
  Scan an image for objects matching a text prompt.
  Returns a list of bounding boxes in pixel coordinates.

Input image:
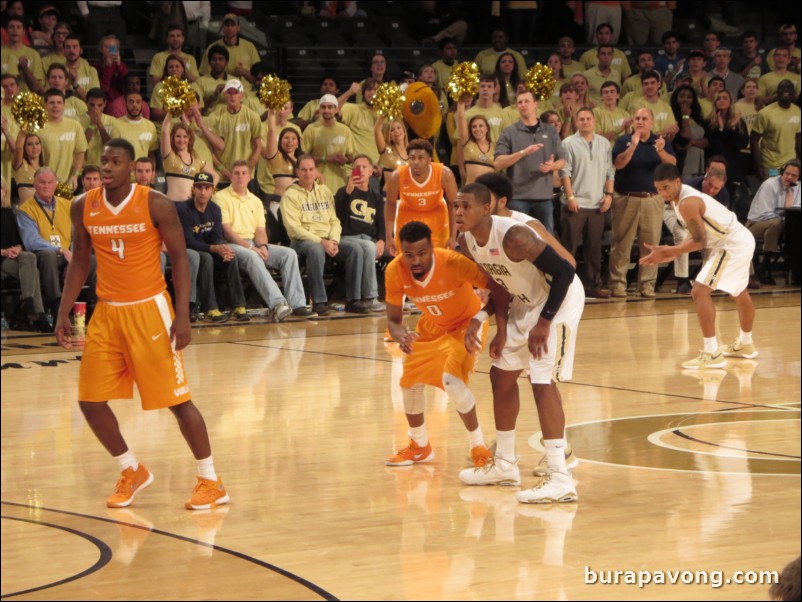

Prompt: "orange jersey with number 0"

[84,184,166,302]
[386,248,487,336]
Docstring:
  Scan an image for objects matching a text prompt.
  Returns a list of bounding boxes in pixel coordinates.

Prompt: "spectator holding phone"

[334,154,386,313]
[93,35,128,102]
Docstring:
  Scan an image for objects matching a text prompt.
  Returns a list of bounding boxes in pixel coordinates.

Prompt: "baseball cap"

[222,13,239,24]
[320,94,338,106]
[222,79,244,93]
[193,172,214,186]
[688,49,706,59]
[39,5,60,18]
[714,47,732,56]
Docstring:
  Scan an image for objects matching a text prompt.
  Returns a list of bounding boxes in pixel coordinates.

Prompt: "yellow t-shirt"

[580,48,632,78]
[205,105,262,175]
[64,96,88,121]
[474,48,527,77]
[196,73,230,113]
[339,103,379,164]
[625,97,676,133]
[298,99,320,124]
[78,112,116,166]
[767,47,802,71]
[39,118,88,182]
[1,104,19,184]
[752,103,802,168]
[110,116,159,160]
[63,59,100,91]
[594,105,630,140]
[199,38,260,76]
[757,71,802,99]
[583,67,622,103]
[0,46,44,91]
[149,50,200,81]
[301,121,353,192]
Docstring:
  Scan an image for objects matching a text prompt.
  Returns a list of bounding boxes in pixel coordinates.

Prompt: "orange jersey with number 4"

[386,248,487,336]
[84,184,166,302]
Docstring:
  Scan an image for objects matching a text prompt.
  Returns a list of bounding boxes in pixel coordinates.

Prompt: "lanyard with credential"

[36,199,56,233]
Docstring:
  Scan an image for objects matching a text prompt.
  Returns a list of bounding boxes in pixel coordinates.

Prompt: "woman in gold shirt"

[12,131,44,203]
[456,100,495,184]
[161,114,207,201]
[374,114,409,183]
[263,110,302,215]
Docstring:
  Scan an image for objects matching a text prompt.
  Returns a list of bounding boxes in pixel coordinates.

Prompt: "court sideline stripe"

[0,501,339,602]
[0,515,112,599]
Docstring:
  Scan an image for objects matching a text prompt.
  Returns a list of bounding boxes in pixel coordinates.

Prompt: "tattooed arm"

[640,197,707,265]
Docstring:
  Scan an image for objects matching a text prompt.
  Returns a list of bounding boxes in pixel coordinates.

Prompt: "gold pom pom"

[158,75,196,116]
[373,82,405,120]
[11,92,48,133]
[258,75,292,111]
[447,62,480,103]
[524,63,557,101]
[55,182,74,200]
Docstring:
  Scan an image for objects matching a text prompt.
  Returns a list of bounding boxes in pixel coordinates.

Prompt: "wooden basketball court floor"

[1,290,800,601]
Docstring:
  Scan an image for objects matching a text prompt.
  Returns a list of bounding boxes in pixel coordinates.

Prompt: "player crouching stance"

[384,221,494,472]
[642,164,757,369]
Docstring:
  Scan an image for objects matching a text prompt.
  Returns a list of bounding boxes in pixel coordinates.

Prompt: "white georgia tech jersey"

[463,215,549,308]
[674,184,745,249]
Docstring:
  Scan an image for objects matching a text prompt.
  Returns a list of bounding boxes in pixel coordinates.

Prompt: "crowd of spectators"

[1,2,800,331]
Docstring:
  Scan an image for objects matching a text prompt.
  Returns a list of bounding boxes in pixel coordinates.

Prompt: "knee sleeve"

[402,384,425,415]
[442,372,475,414]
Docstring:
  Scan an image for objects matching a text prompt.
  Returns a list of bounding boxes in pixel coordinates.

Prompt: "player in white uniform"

[475,171,581,478]
[456,182,585,504]
[642,164,758,369]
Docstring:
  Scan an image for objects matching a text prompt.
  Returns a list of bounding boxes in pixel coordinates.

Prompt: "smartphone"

[353,166,362,179]
[109,44,118,55]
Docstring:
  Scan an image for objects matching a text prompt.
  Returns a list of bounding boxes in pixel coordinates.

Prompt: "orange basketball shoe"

[107,464,154,508]
[186,476,230,510]
[386,439,435,466]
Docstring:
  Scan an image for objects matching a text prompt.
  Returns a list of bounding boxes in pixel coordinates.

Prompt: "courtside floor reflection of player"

[55,138,229,510]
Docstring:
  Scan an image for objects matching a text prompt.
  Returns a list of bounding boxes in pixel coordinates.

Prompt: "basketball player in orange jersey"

[54,138,228,511]
[385,138,458,257]
[384,220,495,473]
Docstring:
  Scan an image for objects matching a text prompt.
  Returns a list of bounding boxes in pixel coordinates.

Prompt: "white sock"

[738,330,753,344]
[409,424,428,447]
[496,429,516,461]
[468,426,484,448]
[703,336,719,354]
[197,456,217,481]
[545,438,568,474]
[114,450,138,472]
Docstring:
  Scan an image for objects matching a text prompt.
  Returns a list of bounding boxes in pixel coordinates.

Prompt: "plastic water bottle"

[1,312,8,332]
[46,309,54,329]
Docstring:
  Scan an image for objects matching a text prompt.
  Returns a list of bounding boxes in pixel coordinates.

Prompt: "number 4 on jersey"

[111,238,125,259]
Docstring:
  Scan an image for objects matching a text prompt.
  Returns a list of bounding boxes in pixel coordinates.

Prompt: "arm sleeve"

[533,244,576,321]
